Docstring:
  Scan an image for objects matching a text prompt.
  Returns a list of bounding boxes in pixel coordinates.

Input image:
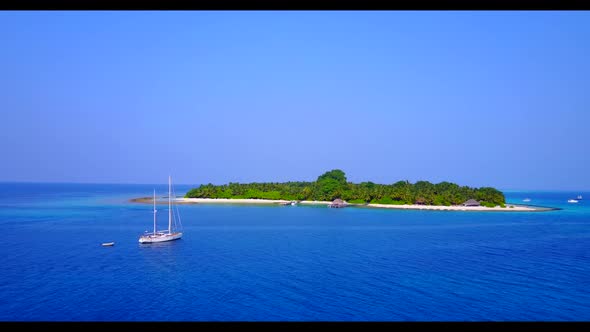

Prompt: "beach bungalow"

[462,199,480,207]
[328,198,347,208]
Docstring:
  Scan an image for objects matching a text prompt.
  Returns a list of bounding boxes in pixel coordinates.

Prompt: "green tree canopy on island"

[185,170,505,206]
[317,169,347,184]
[315,169,347,201]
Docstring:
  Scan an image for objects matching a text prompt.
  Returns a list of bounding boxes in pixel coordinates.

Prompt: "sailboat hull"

[139,232,183,243]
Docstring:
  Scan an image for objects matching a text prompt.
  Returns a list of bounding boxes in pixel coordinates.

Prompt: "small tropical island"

[158,170,553,212]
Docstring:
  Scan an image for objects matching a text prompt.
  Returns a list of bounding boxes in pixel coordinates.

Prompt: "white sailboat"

[139,176,183,244]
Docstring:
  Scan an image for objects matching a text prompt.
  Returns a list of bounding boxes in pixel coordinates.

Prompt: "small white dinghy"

[101,242,115,247]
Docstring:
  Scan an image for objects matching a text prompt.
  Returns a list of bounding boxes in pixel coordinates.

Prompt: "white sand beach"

[168,198,549,211]
[364,203,539,212]
[175,198,334,206]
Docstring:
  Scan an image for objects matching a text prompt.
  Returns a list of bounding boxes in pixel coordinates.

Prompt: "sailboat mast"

[168,175,172,234]
[153,189,157,235]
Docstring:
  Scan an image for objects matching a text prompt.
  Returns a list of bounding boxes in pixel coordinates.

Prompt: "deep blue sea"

[0,183,589,321]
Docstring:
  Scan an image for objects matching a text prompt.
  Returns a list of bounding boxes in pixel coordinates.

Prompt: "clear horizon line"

[0,180,587,192]
[0,180,199,186]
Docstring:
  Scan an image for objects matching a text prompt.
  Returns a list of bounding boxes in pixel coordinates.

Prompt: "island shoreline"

[129,197,559,212]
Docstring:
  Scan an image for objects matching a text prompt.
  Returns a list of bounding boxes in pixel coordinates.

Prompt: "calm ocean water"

[0,183,588,321]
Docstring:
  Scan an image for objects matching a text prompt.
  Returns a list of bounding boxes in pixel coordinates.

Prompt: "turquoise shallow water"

[0,183,588,321]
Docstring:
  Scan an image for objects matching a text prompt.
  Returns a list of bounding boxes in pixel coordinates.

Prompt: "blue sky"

[1,11,589,190]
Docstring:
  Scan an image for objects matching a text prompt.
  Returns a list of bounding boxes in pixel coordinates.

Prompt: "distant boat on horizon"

[139,176,183,244]
[568,199,579,204]
[523,198,531,202]
[577,195,583,200]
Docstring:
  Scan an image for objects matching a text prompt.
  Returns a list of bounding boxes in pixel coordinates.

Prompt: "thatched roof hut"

[328,198,346,208]
[462,199,480,207]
